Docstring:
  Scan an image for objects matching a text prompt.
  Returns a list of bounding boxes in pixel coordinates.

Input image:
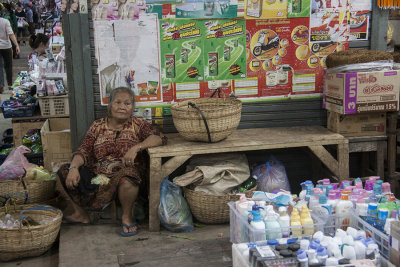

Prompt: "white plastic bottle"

[278,206,290,238]
[250,208,266,242]
[335,191,353,230]
[264,205,282,240]
[327,191,338,215]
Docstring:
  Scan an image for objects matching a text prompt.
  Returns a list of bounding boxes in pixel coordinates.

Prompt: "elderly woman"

[57,87,166,236]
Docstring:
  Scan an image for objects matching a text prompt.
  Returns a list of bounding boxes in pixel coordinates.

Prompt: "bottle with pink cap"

[382,182,391,195]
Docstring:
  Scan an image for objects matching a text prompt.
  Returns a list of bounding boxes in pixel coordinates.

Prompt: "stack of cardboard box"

[323,70,400,136]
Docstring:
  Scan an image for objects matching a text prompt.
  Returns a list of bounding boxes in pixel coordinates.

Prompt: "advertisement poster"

[348,11,370,40]
[91,0,146,21]
[176,0,238,18]
[310,10,349,43]
[95,14,162,105]
[146,3,176,18]
[160,19,204,83]
[203,19,247,81]
[287,0,311,18]
[244,18,347,99]
[349,0,371,11]
[244,0,288,19]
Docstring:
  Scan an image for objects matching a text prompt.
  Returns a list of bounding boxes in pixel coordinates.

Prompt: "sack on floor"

[159,178,194,232]
[0,146,37,181]
[252,156,290,193]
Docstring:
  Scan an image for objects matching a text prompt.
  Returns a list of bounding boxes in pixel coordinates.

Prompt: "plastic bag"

[158,178,194,233]
[0,146,37,181]
[26,166,52,181]
[252,156,290,193]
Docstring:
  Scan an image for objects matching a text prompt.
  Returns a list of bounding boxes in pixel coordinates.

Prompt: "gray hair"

[107,87,135,117]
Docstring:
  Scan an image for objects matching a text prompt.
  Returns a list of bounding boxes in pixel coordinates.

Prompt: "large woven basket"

[171,98,242,142]
[0,204,62,261]
[183,187,255,224]
[0,179,56,204]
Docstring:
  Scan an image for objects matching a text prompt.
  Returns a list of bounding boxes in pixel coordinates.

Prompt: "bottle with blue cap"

[300,181,314,200]
[317,246,328,265]
[297,249,309,267]
[374,209,389,232]
[250,205,266,241]
[365,203,378,226]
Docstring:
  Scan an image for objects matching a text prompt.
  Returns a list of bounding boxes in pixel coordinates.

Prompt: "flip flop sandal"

[121,222,138,237]
[62,216,90,226]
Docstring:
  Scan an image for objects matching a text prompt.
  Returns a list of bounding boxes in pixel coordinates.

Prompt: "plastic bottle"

[300,181,314,200]
[354,240,366,259]
[290,207,302,236]
[342,244,356,260]
[373,184,382,201]
[278,206,290,238]
[317,246,328,265]
[327,192,337,215]
[250,206,266,242]
[297,249,309,267]
[307,249,319,265]
[335,191,353,230]
[365,180,374,196]
[264,205,282,240]
[356,203,368,220]
[300,206,314,235]
[382,183,391,195]
[331,183,339,190]
[384,210,397,235]
[375,209,389,232]
[365,203,378,226]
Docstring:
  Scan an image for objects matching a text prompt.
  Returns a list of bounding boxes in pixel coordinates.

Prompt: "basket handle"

[20,206,59,220]
[19,169,29,204]
[188,102,212,143]
[210,87,221,98]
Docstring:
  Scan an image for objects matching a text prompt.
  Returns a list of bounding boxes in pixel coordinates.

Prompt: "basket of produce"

[171,97,242,143]
[0,204,62,262]
[183,184,256,224]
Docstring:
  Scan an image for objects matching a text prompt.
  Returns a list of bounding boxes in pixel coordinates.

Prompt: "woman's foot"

[62,211,90,224]
[121,214,138,236]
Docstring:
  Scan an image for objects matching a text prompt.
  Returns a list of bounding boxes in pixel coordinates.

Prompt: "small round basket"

[0,180,56,204]
[0,204,62,262]
[183,186,255,224]
[171,98,242,143]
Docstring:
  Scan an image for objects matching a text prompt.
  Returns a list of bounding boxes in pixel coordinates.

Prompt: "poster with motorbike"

[244,0,288,20]
[203,19,247,81]
[160,19,205,84]
[310,9,349,43]
[95,15,162,106]
[176,0,238,18]
[244,18,342,99]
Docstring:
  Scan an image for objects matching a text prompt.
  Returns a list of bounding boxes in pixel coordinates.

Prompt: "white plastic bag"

[252,156,290,193]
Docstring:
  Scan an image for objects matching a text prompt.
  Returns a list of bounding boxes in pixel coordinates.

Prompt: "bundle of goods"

[393,52,400,70]
[173,153,254,223]
[0,96,37,119]
[0,204,62,261]
[170,97,242,142]
[232,229,386,267]
[0,146,55,205]
[326,49,393,70]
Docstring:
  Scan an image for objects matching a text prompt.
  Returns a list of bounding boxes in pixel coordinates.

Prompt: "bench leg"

[338,143,349,181]
[149,157,162,232]
[377,141,385,179]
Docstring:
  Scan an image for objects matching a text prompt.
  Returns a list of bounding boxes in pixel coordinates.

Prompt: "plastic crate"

[38,95,69,116]
[0,99,37,118]
[228,202,325,244]
[318,212,390,260]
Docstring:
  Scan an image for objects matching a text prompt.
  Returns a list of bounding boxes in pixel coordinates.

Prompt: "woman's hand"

[66,168,81,189]
[122,146,140,167]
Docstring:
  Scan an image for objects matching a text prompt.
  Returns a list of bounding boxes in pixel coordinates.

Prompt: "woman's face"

[110,92,134,121]
[71,0,79,11]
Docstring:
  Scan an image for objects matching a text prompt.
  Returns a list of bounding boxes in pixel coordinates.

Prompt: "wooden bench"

[147,126,349,231]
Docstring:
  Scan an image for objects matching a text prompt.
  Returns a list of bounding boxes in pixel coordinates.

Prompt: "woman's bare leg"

[118,180,139,234]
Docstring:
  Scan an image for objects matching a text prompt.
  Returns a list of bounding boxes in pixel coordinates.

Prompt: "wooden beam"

[338,143,350,180]
[371,0,389,51]
[308,145,339,177]
[149,157,162,232]
[161,155,192,178]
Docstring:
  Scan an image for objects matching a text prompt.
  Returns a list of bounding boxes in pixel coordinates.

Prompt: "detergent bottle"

[290,207,302,236]
[335,191,353,230]
[299,181,313,200]
[264,205,282,240]
[278,206,290,238]
[250,205,265,242]
[300,205,314,235]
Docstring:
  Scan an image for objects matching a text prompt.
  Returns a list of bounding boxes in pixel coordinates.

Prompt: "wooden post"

[387,112,398,177]
[149,157,162,232]
[371,0,389,51]
[338,143,350,181]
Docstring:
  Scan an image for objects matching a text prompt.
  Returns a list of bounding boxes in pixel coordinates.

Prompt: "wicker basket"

[0,204,62,262]
[171,98,242,143]
[183,187,255,224]
[0,179,56,204]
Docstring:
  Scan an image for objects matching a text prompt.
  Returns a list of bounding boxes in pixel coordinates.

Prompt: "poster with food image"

[160,19,204,83]
[310,10,349,43]
[287,0,311,18]
[347,11,369,40]
[202,80,233,97]
[203,19,247,81]
[245,18,339,98]
[176,0,238,18]
[146,3,176,19]
[244,0,288,19]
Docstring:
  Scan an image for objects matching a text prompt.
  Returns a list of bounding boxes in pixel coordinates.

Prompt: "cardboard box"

[13,120,45,147]
[41,118,72,172]
[324,70,400,114]
[390,220,400,266]
[327,111,386,137]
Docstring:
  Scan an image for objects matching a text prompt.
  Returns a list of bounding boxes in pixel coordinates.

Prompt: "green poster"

[203,19,246,81]
[160,19,205,84]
